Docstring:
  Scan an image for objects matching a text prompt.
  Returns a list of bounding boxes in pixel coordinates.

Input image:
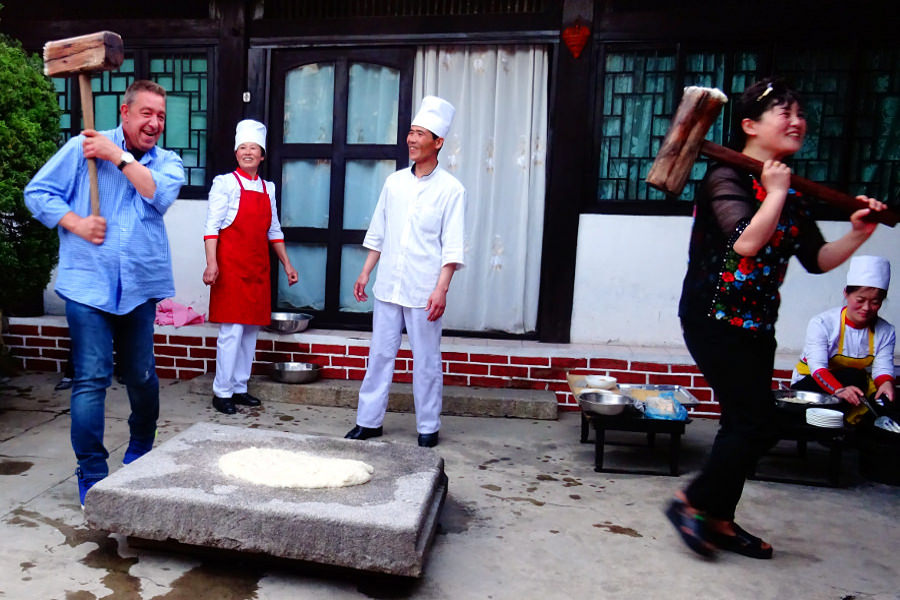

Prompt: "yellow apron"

[795,308,876,423]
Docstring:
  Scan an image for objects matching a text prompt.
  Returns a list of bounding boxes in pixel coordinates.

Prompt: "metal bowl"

[773,389,841,412]
[267,312,312,334]
[579,389,635,416]
[270,362,321,384]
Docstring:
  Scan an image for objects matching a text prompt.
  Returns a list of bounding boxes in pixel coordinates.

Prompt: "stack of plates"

[806,408,844,428]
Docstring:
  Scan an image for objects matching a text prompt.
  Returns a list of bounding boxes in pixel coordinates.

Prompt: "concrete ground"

[1,372,898,600]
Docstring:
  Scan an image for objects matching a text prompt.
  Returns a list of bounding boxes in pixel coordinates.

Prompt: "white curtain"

[414,45,548,334]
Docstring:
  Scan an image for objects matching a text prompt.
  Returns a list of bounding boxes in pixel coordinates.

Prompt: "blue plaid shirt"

[24,126,185,315]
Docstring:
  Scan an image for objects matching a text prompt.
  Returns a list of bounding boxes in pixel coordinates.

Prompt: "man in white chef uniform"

[345,96,466,448]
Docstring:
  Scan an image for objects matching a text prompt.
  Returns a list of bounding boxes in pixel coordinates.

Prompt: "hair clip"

[756,83,774,102]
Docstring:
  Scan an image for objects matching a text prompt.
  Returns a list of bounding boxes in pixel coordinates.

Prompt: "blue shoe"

[123,430,157,465]
[77,468,103,509]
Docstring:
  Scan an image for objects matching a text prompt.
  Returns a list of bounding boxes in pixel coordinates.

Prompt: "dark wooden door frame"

[267,47,415,327]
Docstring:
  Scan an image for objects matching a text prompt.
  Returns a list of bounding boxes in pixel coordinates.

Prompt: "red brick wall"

[3,323,795,418]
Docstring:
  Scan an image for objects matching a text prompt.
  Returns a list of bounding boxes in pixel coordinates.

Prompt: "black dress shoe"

[344,425,383,440]
[417,432,439,447]
[233,392,262,407]
[212,396,236,414]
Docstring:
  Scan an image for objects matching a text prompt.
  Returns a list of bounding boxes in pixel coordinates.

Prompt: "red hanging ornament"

[561,22,590,59]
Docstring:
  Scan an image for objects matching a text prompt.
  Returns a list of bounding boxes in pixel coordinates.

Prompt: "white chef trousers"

[356,298,443,434]
[213,323,260,398]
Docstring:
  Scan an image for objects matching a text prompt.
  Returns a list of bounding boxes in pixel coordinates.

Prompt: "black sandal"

[710,522,773,559]
[664,499,716,558]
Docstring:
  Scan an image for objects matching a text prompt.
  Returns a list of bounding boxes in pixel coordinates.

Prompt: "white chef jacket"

[791,306,896,385]
[203,169,284,241]
[363,164,466,308]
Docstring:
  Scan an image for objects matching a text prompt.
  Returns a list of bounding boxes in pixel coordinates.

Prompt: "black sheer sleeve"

[702,165,754,235]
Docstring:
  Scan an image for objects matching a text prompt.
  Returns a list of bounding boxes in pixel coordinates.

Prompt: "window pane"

[285,63,335,143]
[597,50,677,201]
[281,159,331,228]
[850,47,900,199]
[347,63,399,144]
[343,159,395,229]
[340,245,377,312]
[277,244,326,311]
[150,52,208,188]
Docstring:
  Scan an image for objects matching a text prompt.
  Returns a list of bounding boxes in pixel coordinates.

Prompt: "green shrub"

[0,32,61,315]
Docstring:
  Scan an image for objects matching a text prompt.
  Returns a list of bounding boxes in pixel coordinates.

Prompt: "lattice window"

[594,44,900,208]
[597,49,677,202]
[847,47,900,199]
[597,48,758,203]
[774,50,853,186]
[149,54,208,188]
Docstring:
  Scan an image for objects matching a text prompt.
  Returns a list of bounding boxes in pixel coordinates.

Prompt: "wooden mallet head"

[43,31,124,217]
[645,86,728,197]
[43,31,124,77]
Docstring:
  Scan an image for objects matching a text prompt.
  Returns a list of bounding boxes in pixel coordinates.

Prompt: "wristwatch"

[117,151,135,171]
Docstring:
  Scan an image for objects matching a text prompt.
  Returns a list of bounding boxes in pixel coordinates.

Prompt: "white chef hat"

[411,96,455,138]
[846,255,891,291]
[234,119,267,152]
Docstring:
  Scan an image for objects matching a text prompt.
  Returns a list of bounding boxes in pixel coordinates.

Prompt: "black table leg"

[669,433,681,476]
[581,412,589,443]
[827,438,843,487]
[594,426,606,472]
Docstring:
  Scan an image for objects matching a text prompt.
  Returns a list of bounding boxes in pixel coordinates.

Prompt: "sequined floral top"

[678,164,825,334]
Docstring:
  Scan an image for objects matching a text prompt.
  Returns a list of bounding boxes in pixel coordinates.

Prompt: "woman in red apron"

[203,120,298,414]
[792,255,895,417]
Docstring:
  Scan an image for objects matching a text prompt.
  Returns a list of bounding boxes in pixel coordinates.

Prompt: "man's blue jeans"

[66,299,159,480]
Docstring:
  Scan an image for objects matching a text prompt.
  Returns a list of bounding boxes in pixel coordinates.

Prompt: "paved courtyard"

[1,372,898,599]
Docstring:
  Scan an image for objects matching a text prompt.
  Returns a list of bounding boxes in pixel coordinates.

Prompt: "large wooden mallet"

[43,31,124,216]
[646,86,898,227]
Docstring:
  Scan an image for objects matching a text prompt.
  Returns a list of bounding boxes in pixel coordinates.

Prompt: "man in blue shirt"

[25,80,185,507]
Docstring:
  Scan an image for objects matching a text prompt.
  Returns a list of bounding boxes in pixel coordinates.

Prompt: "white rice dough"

[218,447,374,488]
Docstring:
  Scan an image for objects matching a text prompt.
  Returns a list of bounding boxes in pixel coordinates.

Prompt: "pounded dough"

[219,447,374,488]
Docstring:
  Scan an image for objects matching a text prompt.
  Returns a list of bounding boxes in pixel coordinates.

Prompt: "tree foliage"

[0,30,61,314]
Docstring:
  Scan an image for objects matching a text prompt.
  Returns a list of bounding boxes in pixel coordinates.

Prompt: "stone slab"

[84,422,447,577]
[189,374,558,420]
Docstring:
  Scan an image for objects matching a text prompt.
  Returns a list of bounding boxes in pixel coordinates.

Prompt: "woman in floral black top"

[667,78,889,559]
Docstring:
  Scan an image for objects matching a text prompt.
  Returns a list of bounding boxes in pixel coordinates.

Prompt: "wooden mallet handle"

[79,73,100,216]
[700,141,899,227]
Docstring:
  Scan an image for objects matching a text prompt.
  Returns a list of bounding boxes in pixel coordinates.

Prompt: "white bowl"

[584,375,617,390]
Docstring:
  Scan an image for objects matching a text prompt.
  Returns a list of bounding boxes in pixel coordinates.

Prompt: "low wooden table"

[581,411,689,476]
[750,415,848,488]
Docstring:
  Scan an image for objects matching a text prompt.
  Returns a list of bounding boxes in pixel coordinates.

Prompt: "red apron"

[208,171,272,325]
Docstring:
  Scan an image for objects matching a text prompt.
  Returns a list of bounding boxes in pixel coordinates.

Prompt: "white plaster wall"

[43,199,211,317]
[571,214,900,356]
[42,202,900,361]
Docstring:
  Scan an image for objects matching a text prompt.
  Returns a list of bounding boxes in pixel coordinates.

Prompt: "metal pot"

[267,312,313,334]
[270,362,321,384]
[579,389,635,416]
[773,389,841,413]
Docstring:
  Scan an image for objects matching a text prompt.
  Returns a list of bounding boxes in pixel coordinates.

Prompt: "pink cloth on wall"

[155,299,205,327]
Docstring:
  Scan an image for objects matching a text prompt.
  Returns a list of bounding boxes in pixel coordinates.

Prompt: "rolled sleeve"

[873,322,896,381]
[266,181,285,241]
[204,175,233,238]
[144,150,185,215]
[440,187,466,268]
[802,314,833,374]
[24,137,82,228]
[362,188,387,252]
